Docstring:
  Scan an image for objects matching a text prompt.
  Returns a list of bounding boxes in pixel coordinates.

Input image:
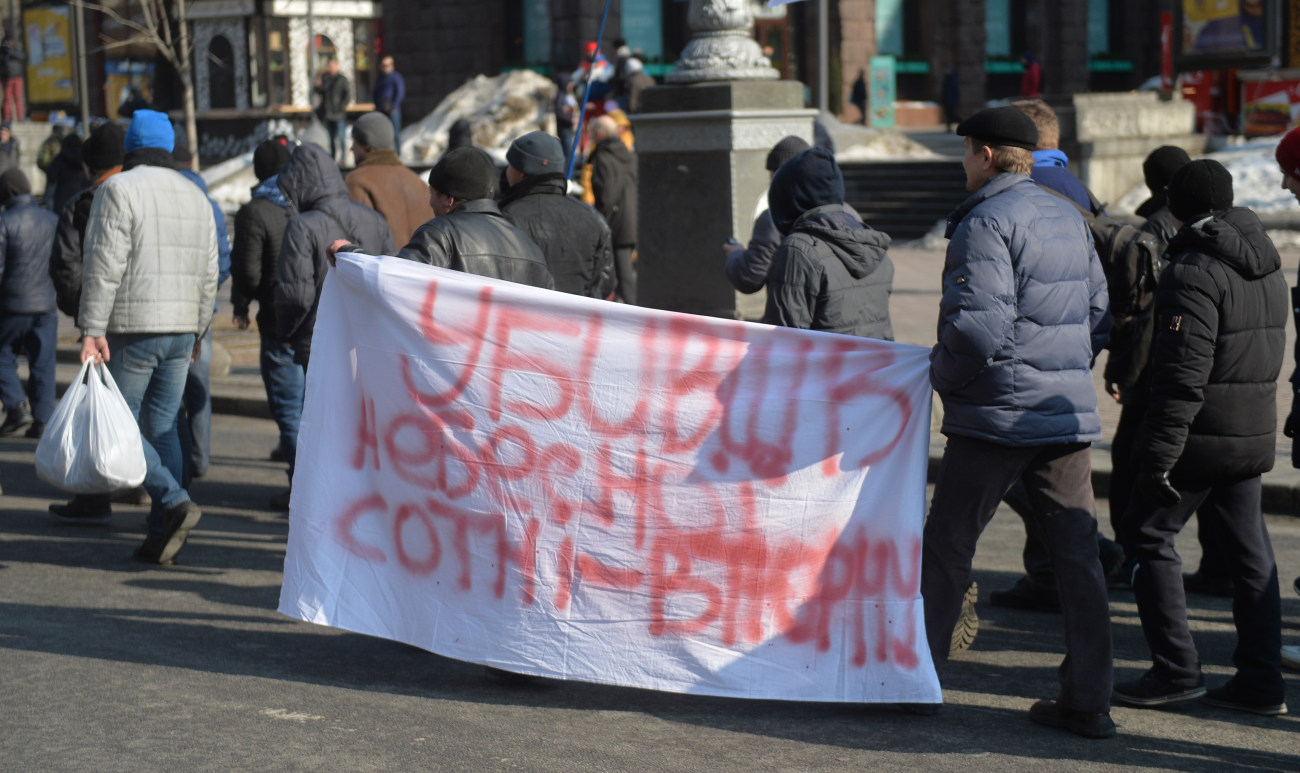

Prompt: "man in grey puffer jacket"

[77,109,219,565]
[919,107,1114,739]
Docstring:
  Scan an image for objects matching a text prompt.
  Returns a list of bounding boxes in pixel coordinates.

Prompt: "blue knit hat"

[124,109,174,152]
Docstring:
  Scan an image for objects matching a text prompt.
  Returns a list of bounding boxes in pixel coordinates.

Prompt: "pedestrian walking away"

[346,111,433,246]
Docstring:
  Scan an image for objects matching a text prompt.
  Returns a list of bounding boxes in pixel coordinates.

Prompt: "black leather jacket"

[499,173,613,298]
[396,199,555,290]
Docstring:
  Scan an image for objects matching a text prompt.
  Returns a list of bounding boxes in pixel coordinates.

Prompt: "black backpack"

[1039,186,1164,390]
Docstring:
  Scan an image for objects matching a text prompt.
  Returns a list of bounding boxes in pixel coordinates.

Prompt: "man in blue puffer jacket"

[919,107,1114,739]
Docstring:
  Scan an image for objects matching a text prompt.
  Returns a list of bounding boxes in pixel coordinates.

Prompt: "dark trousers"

[0,311,57,422]
[921,435,1113,713]
[614,245,637,305]
[1122,474,1284,700]
[1004,480,1118,586]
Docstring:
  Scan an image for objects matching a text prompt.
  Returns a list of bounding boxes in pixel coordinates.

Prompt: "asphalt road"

[2,414,1298,772]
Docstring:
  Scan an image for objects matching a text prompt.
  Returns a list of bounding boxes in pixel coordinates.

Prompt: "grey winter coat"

[931,172,1109,446]
[761,204,894,339]
[274,143,395,365]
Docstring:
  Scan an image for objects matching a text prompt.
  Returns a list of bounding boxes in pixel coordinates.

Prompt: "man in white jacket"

[77,109,219,565]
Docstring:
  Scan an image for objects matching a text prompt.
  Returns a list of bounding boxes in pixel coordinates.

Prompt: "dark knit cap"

[82,122,125,171]
[448,119,473,151]
[1166,158,1234,223]
[506,131,565,176]
[0,167,30,204]
[352,111,395,151]
[766,135,810,172]
[956,106,1038,150]
[767,147,845,234]
[253,138,290,182]
[1143,145,1192,193]
[429,146,497,200]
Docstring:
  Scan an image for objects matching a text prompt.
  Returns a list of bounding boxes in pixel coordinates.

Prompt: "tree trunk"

[176,0,198,169]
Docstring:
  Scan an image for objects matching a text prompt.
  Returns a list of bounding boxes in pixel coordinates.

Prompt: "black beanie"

[956,106,1038,150]
[429,146,497,200]
[1166,158,1233,223]
[0,167,30,204]
[253,139,290,182]
[1143,145,1191,194]
[82,122,125,171]
[506,131,565,175]
[766,135,810,172]
[767,147,845,234]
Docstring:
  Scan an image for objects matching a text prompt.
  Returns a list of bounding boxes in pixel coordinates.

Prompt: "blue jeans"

[106,332,194,537]
[0,311,57,422]
[260,335,304,482]
[179,327,213,480]
[386,107,402,137]
[328,119,346,162]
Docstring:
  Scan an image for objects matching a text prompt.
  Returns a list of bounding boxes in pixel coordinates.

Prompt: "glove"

[1138,469,1181,508]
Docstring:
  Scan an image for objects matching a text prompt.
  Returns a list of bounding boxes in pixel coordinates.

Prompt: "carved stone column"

[666,0,779,83]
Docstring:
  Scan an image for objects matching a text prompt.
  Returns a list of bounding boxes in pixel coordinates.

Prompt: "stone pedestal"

[633,81,814,319]
[1057,92,1204,207]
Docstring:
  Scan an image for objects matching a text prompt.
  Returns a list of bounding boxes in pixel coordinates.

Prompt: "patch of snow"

[1113,135,1300,218]
[400,70,557,164]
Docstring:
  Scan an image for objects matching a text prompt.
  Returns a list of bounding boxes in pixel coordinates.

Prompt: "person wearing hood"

[74,109,219,565]
[274,142,394,509]
[345,111,433,245]
[0,168,59,439]
[760,146,893,340]
[1113,160,1289,717]
[499,131,612,298]
[921,107,1113,738]
[231,138,299,487]
[173,145,231,483]
[587,115,637,303]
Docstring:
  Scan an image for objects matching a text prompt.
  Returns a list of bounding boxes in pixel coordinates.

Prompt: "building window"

[353,19,374,103]
[267,17,290,106]
[207,34,236,109]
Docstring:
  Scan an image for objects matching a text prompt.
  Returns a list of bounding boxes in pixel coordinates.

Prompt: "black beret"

[1143,145,1191,193]
[82,122,126,171]
[506,131,565,176]
[429,146,497,200]
[957,106,1038,151]
[766,135,810,172]
[253,139,290,182]
[1166,158,1233,223]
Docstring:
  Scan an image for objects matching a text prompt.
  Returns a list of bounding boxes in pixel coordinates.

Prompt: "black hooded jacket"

[499,173,613,298]
[1140,207,1288,482]
[587,137,637,247]
[761,205,894,339]
[274,143,395,365]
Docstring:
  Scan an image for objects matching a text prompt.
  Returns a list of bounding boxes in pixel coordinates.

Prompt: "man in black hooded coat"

[762,146,893,340]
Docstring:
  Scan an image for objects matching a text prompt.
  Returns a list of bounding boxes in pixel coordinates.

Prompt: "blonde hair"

[969,138,1035,175]
[1010,98,1058,149]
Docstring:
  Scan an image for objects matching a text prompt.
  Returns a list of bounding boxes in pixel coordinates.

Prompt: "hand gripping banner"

[279,253,940,703]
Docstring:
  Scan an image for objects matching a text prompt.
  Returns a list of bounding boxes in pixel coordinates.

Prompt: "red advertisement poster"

[1242,78,1300,136]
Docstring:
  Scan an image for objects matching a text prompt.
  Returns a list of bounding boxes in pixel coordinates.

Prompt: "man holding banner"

[920,106,1115,738]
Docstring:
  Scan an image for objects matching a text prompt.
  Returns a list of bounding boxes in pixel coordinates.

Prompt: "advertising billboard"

[1175,0,1278,70]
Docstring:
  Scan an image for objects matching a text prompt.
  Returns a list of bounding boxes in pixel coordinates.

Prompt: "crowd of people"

[0,53,1295,737]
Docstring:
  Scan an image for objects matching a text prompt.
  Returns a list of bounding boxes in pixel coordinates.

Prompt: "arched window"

[208,35,236,109]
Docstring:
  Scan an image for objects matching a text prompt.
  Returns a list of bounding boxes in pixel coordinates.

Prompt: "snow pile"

[400,70,557,164]
[821,111,940,161]
[1113,136,1300,217]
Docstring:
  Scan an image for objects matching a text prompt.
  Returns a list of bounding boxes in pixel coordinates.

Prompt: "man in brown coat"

[345,111,433,246]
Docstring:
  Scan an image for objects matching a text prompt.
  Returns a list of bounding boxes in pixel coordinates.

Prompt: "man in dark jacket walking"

[920,107,1114,738]
[274,142,393,508]
[761,147,893,340]
[314,58,350,163]
[499,131,612,298]
[1113,160,1289,717]
[231,139,299,483]
[382,146,552,290]
[0,168,58,437]
[587,116,636,303]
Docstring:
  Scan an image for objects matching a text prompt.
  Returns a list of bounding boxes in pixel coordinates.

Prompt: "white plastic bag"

[35,360,147,493]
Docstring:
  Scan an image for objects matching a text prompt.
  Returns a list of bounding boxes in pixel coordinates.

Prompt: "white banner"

[279,253,939,703]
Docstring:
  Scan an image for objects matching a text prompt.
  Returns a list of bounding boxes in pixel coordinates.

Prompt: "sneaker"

[1028,699,1117,739]
[134,500,202,565]
[1281,645,1300,672]
[1112,669,1206,708]
[1201,679,1288,716]
[23,421,44,440]
[1183,571,1233,598]
[48,499,111,523]
[989,576,1061,613]
[110,486,151,507]
[269,488,292,511]
[0,401,32,436]
[949,581,978,655]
